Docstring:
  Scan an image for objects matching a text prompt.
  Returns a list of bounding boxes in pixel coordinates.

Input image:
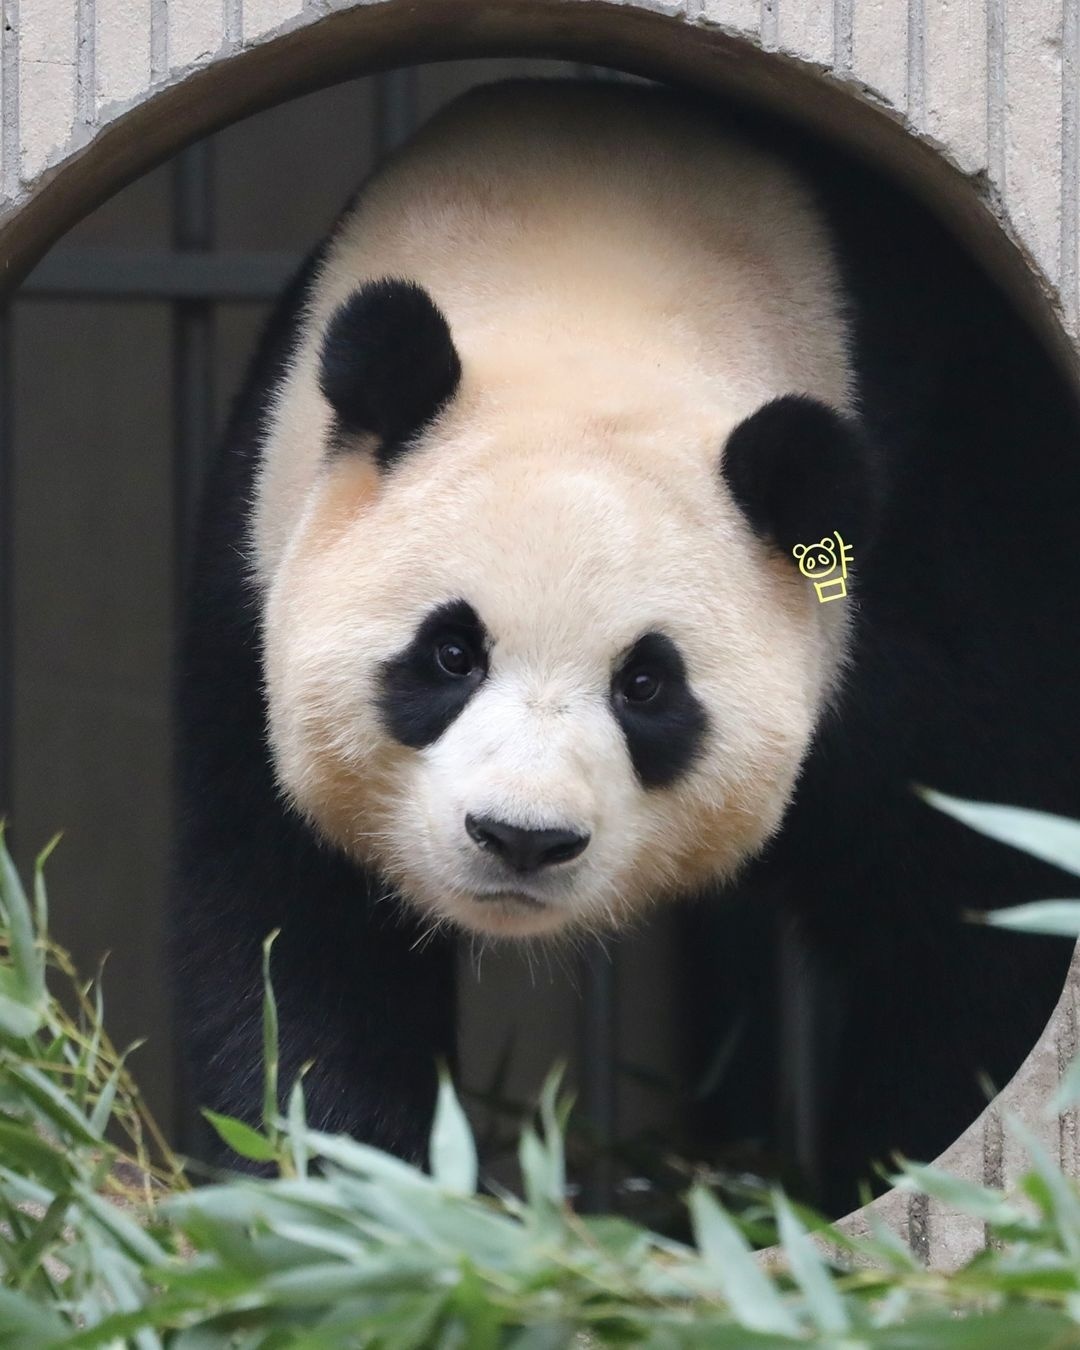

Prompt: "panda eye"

[434,636,478,678]
[620,669,662,705]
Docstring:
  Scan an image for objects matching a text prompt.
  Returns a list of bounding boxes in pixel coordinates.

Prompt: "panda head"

[264,278,880,940]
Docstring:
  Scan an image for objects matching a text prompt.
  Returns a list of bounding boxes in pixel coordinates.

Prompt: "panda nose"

[465,814,590,873]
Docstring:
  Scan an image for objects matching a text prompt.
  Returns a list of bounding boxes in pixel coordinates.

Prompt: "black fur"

[318,278,461,467]
[611,632,708,789]
[172,248,455,1169]
[721,395,882,561]
[682,94,1080,1216]
[378,600,490,749]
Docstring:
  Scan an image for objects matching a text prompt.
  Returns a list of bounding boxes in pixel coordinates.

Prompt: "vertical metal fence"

[172,140,217,572]
[0,307,12,828]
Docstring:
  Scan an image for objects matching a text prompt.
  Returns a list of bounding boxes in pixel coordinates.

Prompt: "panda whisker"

[549,946,575,988]
[505,939,532,987]
[351,823,397,841]
[410,914,450,953]
[468,933,486,979]
[536,930,585,990]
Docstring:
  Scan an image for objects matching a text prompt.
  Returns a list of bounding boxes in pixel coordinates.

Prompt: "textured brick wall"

[2,0,1080,334]
[1,0,1077,1263]
[2,0,1078,331]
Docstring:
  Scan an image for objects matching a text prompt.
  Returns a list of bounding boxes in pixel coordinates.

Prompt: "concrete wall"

[1,0,1078,353]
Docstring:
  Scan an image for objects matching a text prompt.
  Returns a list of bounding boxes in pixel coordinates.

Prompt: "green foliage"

[3,801,1080,1345]
[917,788,1080,881]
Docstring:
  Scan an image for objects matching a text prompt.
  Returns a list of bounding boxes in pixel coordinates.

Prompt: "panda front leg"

[173,803,457,1169]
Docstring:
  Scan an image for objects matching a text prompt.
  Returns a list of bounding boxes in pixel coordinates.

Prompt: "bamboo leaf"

[519,1125,559,1218]
[8,1192,69,1291]
[429,1067,477,1196]
[0,825,46,1019]
[288,1072,309,1180]
[1008,1114,1080,1261]
[772,1190,848,1334]
[537,1065,568,1200]
[0,988,45,1040]
[0,1284,69,1344]
[261,929,281,1141]
[5,1062,102,1146]
[919,788,1080,878]
[868,1305,1080,1348]
[687,1186,800,1337]
[301,1128,429,1186]
[979,901,1080,938]
[75,972,107,1113]
[0,1113,78,1193]
[1051,1053,1080,1115]
[78,1185,170,1266]
[260,1256,442,1302]
[31,835,60,943]
[891,1161,1027,1227]
[89,1046,139,1137]
[321,1290,448,1349]
[201,1109,279,1164]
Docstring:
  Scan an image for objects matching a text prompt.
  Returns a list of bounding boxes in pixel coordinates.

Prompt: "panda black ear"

[720,395,882,558]
[318,278,462,469]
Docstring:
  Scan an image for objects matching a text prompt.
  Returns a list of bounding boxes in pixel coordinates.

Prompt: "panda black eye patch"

[610,632,708,789]
[377,600,489,749]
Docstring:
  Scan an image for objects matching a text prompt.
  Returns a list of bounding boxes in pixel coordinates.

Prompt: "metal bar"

[579,943,617,1212]
[777,917,831,1205]
[0,307,12,824]
[19,248,300,302]
[374,66,419,158]
[170,141,216,1154]
[172,142,217,566]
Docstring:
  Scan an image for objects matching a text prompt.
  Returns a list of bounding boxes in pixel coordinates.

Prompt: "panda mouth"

[472,889,547,910]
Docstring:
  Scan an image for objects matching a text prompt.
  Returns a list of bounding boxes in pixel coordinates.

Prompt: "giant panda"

[174,78,1080,1213]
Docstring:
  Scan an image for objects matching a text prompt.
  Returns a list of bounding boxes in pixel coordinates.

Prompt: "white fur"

[252,81,856,939]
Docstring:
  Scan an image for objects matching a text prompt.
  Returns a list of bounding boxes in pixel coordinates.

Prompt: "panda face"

[263,418,845,940]
[246,71,885,941]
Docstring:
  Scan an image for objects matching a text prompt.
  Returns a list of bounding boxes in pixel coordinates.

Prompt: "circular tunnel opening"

[2,10,1078,1233]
